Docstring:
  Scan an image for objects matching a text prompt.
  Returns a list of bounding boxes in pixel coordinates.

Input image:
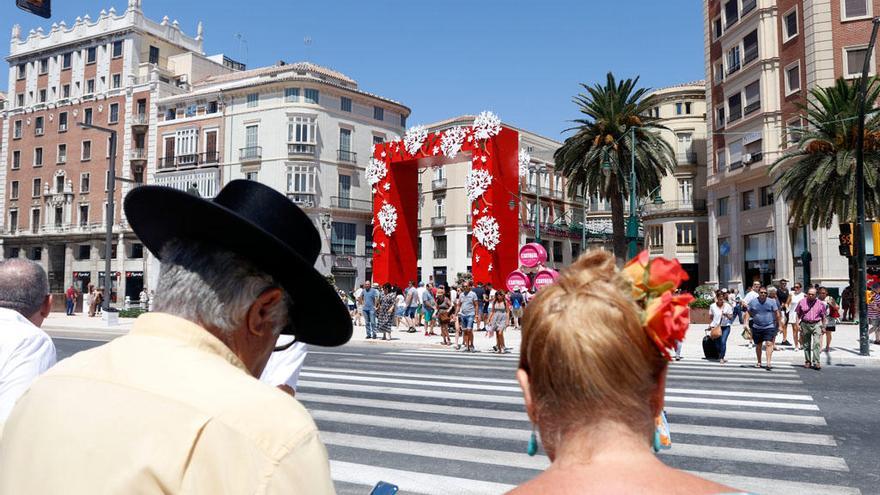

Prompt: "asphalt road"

[52,338,880,494]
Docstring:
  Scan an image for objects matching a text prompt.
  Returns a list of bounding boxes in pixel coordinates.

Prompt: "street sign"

[16,0,51,19]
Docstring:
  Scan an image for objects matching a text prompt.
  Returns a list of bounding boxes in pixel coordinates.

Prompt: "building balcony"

[337,149,357,163]
[158,151,221,171]
[432,178,447,190]
[288,192,317,208]
[330,196,372,212]
[240,146,262,162]
[431,216,446,227]
[743,101,761,116]
[676,151,698,165]
[642,199,708,216]
[288,143,316,157]
[153,168,221,198]
[551,190,563,200]
[131,113,148,127]
[130,148,147,161]
[677,244,698,254]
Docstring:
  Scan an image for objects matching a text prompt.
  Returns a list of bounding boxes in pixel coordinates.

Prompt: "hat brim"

[124,186,352,347]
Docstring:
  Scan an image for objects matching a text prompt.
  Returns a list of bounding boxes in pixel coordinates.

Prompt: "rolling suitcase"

[702,331,720,360]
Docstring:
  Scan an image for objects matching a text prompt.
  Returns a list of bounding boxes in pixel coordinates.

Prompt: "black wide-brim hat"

[124,180,352,347]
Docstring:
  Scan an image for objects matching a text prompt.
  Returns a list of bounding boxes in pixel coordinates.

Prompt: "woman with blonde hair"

[510,250,741,494]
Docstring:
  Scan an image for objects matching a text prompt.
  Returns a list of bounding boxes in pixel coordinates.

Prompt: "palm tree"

[554,72,676,261]
[771,77,880,229]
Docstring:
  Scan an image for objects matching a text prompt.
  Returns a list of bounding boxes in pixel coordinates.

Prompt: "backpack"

[511,294,522,309]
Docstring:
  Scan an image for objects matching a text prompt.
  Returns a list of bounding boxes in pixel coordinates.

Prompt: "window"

[784,9,798,40]
[724,0,739,27]
[717,196,729,216]
[400,114,407,127]
[112,74,121,89]
[685,102,692,114]
[744,80,761,115]
[742,190,755,211]
[33,178,42,197]
[330,222,357,255]
[337,174,351,206]
[844,46,871,77]
[743,30,759,65]
[759,185,774,206]
[86,79,95,95]
[434,197,445,219]
[676,223,696,246]
[785,63,801,94]
[373,135,385,146]
[55,174,65,193]
[365,225,373,257]
[716,106,726,128]
[81,173,90,193]
[304,88,319,104]
[79,206,89,227]
[207,101,219,114]
[31,211,40,234]
[373,106,384,121]
[38,89,46,103]
[62,52,71,69]
[288,116,317,152]
[9,211,18,233]
[149,46,160,65]
[109,103,119,123]
[84,107,93,125]
[467,234,473,257]
[727,46,741,75]
[340,96,352,112]
[678,179,694,204]
[58,144,67,164]
[787,118,804,146]
[714,17,723,39]
[35,116,44,135]
[13,120,22,139]
[86,47,97,64]
[285,88,300,102]
[339,128,352,155]
[287,165,316,196]
[105,170,111,191]
[728,139,743,168]
[245,125,259,152]
[728,93,742,122]
[59,112,68,132]
[246,93,259,107]
[130,243,144,259]
[843,0,869,19]
[82,140,92,161]
[675,102,683,115]
[12,151,21,169]
[10,181,19,200]
[39,58,48,74]
[34,147,43,167]
[112,40,123,58]
[166,108,176,121]
[434,235,448,258]
[649,225,664,247]
[62,84,70,98]
[17,63,26,79]
[553,241,564,262]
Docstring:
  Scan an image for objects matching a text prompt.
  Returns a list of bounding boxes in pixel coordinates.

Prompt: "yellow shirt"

[0,313,335,495]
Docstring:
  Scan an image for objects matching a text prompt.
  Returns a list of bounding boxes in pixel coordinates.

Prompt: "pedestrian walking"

[64,284,76,316]
[90,289,104,317]
[416,282,427,327]
[819,287,839,353]
[0,259,57,423]
[746,286,781,370]
[394,287,406,328]
[139,288,148,310]
[709,290,733,364]
[509,287,525,330]
[869,283,880,344]
[486,291,510,354]
[435,287,453,345]
[403,281,419,333]
[353,283,365,326]
[776,279,792,346]
[471,282,485,330]
[842,284,854,321]
[456,282,480,352]
[795,287,826,370]
[377,283,397,341]
[422,283,437,336]
[0,180,352,494]
[359,280,380,339]
[788,283,805,350]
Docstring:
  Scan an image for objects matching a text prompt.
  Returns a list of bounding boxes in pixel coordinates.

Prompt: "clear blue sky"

[1,0,705,140]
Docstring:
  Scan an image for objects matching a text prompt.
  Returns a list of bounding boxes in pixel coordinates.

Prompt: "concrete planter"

[689,307,711,325]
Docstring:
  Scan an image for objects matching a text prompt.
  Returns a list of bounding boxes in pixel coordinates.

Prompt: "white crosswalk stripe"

[298,346,859,494]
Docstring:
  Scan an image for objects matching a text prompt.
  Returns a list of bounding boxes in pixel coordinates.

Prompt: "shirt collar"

[0,307,35,327]
[130,313,249,374]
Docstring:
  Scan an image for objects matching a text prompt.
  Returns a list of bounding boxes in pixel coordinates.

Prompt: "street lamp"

[854,17,880,356]
[528,164,547,242]
[78,122,117,312]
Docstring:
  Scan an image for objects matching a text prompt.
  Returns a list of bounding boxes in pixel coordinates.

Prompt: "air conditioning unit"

[742,153,753,164]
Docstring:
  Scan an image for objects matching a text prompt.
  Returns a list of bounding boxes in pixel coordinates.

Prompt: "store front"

[744,232,776,287]
[125,271,144,302]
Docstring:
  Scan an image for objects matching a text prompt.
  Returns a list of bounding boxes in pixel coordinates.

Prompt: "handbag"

[709,325,722,339]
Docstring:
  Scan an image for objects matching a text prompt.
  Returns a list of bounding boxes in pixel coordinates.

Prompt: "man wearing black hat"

[0,181,351,494]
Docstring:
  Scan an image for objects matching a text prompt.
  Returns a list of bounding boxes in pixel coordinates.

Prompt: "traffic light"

[873,222,880,256]
[16,0,51,19]
[839,223,854,258]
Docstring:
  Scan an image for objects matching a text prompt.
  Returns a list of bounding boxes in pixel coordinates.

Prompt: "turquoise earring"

[652,429,662,453]
[527,429,538,456]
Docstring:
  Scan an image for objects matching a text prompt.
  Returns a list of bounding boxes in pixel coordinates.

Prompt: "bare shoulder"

[505,466,735,495]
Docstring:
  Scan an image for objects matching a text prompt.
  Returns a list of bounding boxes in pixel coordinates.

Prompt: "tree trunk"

[608,184,627,262]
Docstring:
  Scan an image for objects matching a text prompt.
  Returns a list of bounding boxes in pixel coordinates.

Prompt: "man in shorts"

[509,288,525,330]
[456,282,480,352]
[775,279,792,346]
[471,282,485,330]
[404,281,419,333]
[747,286,781,370]
[422,283,437,336]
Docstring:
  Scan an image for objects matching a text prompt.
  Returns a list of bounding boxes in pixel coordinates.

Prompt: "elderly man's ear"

[29,293,53,327]
[246,288,285,338]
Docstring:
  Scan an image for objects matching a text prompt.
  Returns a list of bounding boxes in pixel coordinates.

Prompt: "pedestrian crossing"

[296,347,861,495]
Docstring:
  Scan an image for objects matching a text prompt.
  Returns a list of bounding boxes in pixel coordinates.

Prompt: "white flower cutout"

[472,208,480,216]
[488,263,494,272]
[440,126,468,158]
[475,254,481,263]
[465,169,493,202]
[403,125,428,155]
[472,111,502,140]
[370,143,376,155]
[432,146,440,155]
[381,151,387,158]
[366,158,388,186]
[383,183,391,191]
[518,149,531,177]
[377,202,398,236]
[473,216,501,251]
[372,242,377,248]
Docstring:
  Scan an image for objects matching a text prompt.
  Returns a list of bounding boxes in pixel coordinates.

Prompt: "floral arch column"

[369,112,520,288]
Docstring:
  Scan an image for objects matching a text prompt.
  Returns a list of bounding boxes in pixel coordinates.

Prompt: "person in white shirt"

[709,290,734,364]
[260,337,308,396]
[0,259,57,424]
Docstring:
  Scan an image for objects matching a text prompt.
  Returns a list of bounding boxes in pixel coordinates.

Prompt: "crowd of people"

[343,279,531,353]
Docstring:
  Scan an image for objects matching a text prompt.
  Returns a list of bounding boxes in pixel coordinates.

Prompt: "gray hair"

[152,239,289,336]
[0,259,49,317]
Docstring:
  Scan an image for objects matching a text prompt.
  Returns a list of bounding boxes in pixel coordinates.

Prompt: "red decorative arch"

[369,113,520,288]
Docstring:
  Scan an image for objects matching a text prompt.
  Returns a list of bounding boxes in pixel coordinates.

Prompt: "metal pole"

[535,169,541,242]
[582,192,587,254]
[626,126,638,259]
[801,223,811,288]
[855,17,880,356]
[104,131,117,312]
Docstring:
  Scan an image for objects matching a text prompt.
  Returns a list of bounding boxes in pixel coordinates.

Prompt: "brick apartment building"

[704,0,880,290]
